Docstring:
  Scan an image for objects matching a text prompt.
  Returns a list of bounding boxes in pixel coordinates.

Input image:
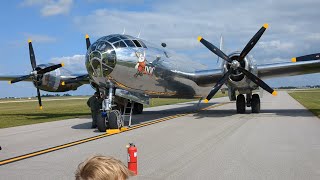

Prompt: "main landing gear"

[236,93,260,114]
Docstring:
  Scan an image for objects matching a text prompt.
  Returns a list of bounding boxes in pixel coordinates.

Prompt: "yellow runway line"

[0,102,228,166]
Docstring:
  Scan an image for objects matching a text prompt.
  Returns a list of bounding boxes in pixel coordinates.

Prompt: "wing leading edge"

[0,75,33,82]
[257,60,320,79]
[171,69,223,87]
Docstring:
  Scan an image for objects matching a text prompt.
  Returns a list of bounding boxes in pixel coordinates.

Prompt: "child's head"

[75,155,134,180]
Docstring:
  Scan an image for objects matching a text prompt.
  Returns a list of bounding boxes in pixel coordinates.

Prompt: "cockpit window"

[124,40,136,47]
[113,41,127,48]
[90,42,98,51]
[108,37,120,43]
[90,51,101,60]
[132,40,142,47]
[118,35,128,40]
[138,40,147,48]
[96,41,113,52]
[102,50,116,65]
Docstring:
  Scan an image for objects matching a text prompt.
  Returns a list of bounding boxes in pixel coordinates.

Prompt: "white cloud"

[21,0,73,16]
[258,40,295,51]
[23,33,57,43]
[304,33,320,41]
[50,54,86,73]
[73,0,320,65]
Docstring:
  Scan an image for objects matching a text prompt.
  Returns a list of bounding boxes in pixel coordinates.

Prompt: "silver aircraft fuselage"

[85,34,257,98]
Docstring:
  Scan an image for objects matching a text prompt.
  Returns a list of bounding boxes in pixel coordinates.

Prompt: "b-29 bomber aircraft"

[1,24,319,132]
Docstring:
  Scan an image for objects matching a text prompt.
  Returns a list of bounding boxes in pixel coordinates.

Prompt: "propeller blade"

[238,67,277,96]
[9,75,32,84]
[239,24,268,61]
[36,77,43,110]
[37,63,64,74]
[204,70,232,103]
[37,88,42,110]
[198,36,232,63]
[28,40,37,71]
[86,34,91,50]
[292,53,320,62]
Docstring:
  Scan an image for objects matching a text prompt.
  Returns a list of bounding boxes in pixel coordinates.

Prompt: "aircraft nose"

[85,41,117,78]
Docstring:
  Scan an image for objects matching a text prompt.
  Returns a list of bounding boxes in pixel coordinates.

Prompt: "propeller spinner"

[8,40,64,109]
[198,24,277,103]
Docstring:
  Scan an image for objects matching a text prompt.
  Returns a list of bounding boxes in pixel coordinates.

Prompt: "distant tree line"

[41,93,72,97]
[277,85,320,89]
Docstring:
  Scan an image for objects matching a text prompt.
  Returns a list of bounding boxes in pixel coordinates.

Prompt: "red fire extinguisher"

[127,143,138,175]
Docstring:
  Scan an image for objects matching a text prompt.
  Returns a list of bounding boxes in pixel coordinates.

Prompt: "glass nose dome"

[85,40,116,78]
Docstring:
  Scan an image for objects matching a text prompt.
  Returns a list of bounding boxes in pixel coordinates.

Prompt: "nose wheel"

[108,110,124,129]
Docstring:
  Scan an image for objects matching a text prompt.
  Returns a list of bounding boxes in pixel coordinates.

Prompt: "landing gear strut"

[97,85,124,132]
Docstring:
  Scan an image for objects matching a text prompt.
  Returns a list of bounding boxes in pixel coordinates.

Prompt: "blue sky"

[0,0,319,98]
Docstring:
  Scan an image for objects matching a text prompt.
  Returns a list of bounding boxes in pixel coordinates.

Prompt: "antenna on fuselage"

[122,27,126,35]
[137,28,141,38]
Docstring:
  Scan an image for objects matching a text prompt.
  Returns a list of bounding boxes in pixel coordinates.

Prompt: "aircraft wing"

[0,74,91,84]
[60,74,90,84]
[0,75,33,82]
[172,69,223,87]
[257,60,320,79]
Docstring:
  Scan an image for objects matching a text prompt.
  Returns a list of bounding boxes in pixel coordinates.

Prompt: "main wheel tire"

[251,94,261,113]
[97,113,107,132]
[133,103,143,114]
[236,94,246,114]
[108,111,121,129]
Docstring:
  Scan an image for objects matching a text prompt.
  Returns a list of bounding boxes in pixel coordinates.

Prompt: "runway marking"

[0,102,228,166]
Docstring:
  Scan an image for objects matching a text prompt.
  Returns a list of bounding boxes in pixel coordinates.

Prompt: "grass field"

[0,93,225,129]
[289,89,320,118]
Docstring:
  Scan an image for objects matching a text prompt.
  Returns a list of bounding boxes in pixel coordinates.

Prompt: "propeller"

[86,34,91,50]
[8,40,64,109]
[198,24,277,102]
[292,53,320,62]
[204,70,232,103]
[84,34,100,95]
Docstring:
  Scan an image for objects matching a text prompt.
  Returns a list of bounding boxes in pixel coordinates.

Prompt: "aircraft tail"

[217,34,224,67]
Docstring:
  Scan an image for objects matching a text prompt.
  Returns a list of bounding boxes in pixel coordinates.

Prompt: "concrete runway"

[0,91,320,179]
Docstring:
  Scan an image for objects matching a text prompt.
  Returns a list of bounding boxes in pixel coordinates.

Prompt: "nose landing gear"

[96,85,124,132]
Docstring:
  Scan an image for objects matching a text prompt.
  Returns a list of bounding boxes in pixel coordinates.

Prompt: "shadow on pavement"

[71,102,217,130]
[72,102,318,131]
[72,122,92,129]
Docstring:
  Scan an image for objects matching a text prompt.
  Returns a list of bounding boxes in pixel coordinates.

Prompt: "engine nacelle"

[224,52,258,94]
[33,64,81,92]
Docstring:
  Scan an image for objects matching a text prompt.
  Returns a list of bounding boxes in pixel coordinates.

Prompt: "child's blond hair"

[75,155,134,180]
